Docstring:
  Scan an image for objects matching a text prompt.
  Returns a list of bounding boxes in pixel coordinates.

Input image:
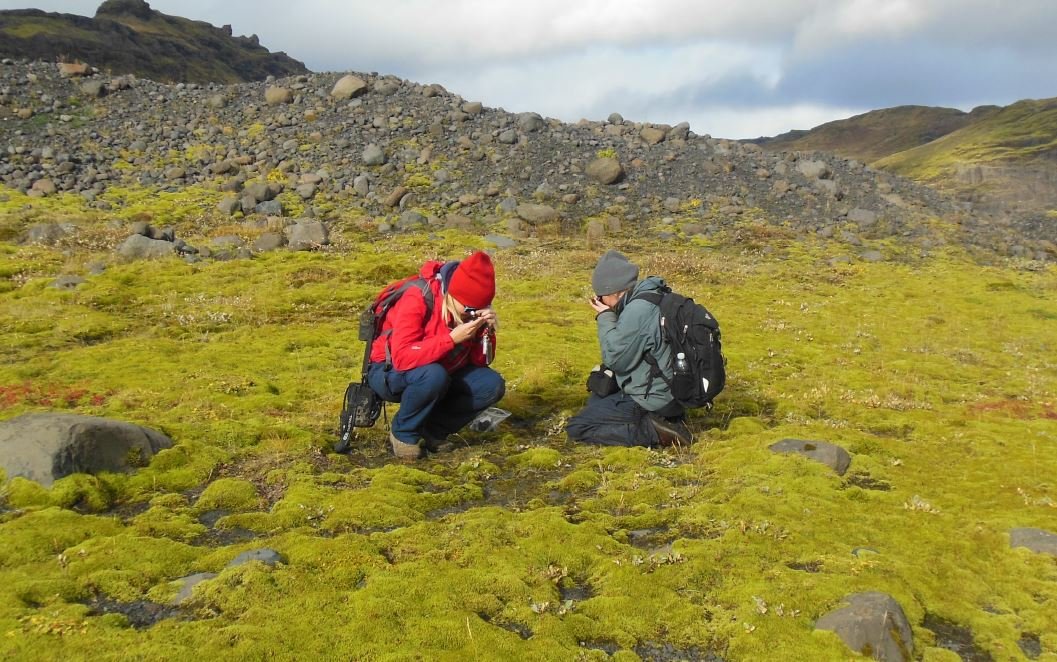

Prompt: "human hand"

[472,307,498,329]
[451,316,487,344]
[589,296,610,314]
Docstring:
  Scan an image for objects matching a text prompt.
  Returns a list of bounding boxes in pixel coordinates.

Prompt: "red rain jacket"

[369,260,496,373]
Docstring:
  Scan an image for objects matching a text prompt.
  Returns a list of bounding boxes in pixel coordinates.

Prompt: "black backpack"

[632,286,725,409]
[335,275,436,452]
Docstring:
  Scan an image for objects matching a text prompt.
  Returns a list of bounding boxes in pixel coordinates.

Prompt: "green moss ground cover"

[0,188,1055,660]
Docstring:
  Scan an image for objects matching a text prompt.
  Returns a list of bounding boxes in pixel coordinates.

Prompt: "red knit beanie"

[448,251,495,308]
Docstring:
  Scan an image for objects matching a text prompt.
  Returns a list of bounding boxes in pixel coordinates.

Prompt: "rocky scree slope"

[1,59,1054,260]
[0,0,307,84]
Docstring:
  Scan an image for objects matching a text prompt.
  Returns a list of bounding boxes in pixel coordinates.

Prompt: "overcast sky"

[4,0,1057,138]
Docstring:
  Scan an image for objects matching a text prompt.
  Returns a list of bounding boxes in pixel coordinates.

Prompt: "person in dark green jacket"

[567,250,693,447]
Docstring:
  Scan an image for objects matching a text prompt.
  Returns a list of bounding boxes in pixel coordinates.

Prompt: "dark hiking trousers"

[567,392,683,447]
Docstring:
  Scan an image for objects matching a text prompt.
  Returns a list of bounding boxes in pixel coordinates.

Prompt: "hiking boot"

[389,432,423,460]
[648,414,693,447]
[421,430,455,454]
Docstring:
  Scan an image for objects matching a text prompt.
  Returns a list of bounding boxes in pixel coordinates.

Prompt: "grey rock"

[24,222,67,245]
[252,232,286,252]
[373,80,400,96]
[362,144,386,166]
[243,182,274,203]
[668,121,690,141]
[640,127,666,145]
[516,112,544,132]
[797,159,831,179]
[607,112,624,124]
[0,413,173,487]
[51,275,86,290]
[860,250,884,262]
[295,183,317,200]
[498,197,518,213]
[284,220,328,250]
[80,80,105,98]
[397,210,427,230]
[498,130,517,144]
[172,572,217,605]
[516,203,558,225]
[815,592,913,661]
[211,235,245,248]
[118,234,176,260]
[217,196,241,216]
[462,101,483,115]
[330,74,367,99]
[848,208,878,226]
[255,200,283,216]
[227,548,285,568]
[264,86,293,105]
[1010,528,1057,556]
[483,234,517,248]
[148,226,174,242]
[353,174,370,196]
[769,438,852,475]
[586,157,623,185]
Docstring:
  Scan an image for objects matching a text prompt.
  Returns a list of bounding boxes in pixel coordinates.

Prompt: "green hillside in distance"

[0,0,308,83]
[875,97,1057,211]
[749,105,998,164]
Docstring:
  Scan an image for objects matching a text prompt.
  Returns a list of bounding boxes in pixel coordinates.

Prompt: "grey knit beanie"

[591,250,639,296]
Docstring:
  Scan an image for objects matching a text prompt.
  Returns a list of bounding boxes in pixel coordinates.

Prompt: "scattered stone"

[252,232,286,252]
[80,80,106,98]
[57,62,89,77]
[586,157,624,185]
[462,101,483,115]
[51,275,86,290]
[227,548,285,568]
[284,220,328,250]
[797,159,831,179]
[0,413,173,487]
[498,129,517,144]
[24,222,67,245]
[217,196,241,216]
[483,234,516,248]
[640,127,666,145]
[860,249,884,262]
[1010,528,1057,556]
[30,178,57,196]
[397,210,427,230]
[769,438,852,475]
[516,203,558,225]
[118,234,176,260]
[255,200,283,216]
[815,592,913,661]
[848,208,878,226]
[362,143,386,166]
[172,572,218,605]
[264,86,293,105]
[330,74,367,99]
[384,186,408,208]
[516,112,544,132]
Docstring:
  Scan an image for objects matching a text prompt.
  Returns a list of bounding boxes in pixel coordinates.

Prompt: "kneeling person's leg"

[390,363,450,443]
[567,392,654,447]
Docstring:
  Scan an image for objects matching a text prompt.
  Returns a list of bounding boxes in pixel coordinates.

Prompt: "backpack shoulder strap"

[378,277,437,369]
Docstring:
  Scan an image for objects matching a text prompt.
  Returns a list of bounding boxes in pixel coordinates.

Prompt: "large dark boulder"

[769,438,852,475]
[0,413,173,486]
[815,592,913,661]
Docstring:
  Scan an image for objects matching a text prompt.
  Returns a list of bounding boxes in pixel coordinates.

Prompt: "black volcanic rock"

[0,1,308,83]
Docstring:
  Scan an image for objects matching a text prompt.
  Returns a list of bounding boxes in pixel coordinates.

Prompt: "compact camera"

[463,307,481,320]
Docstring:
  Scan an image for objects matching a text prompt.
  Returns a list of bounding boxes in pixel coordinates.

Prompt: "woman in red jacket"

[367,251,504,459]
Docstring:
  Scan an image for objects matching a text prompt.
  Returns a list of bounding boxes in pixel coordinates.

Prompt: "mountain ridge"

[0,0,308,84]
